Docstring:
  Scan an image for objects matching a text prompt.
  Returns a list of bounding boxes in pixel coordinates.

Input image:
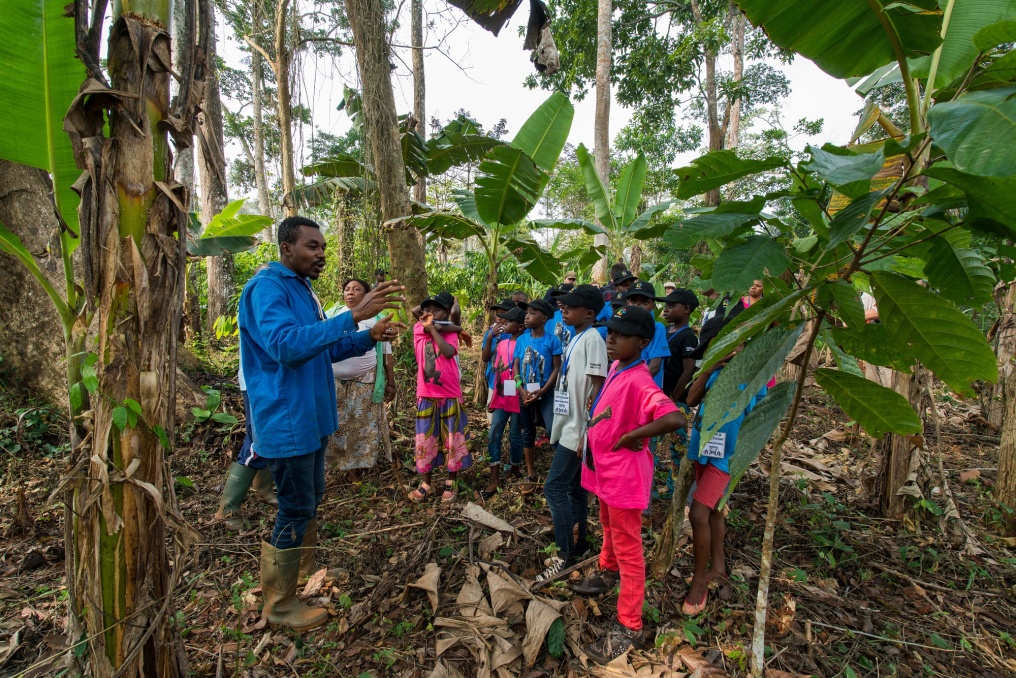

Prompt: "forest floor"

[1,344,1016,677]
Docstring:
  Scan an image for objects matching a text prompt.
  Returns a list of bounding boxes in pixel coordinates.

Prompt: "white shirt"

[324,306,392,380]
[550,328,608,451]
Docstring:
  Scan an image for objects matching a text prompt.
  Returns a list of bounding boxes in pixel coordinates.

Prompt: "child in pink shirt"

[409,291,471,503]
[576,305,685,664]
[480,306,525,498]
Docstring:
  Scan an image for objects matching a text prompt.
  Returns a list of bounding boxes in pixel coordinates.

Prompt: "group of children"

[407,268,767,664]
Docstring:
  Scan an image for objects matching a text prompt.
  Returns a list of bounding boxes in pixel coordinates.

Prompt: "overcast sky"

[216,3,864,193]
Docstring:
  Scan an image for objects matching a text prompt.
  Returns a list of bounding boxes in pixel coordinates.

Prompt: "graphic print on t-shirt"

[423,342,442,384]
[554,321,571,353]
[520,346,546,386]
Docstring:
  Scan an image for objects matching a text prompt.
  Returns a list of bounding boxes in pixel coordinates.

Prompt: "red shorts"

[692,462,731,510]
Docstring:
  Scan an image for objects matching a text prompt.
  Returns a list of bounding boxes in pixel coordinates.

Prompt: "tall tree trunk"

[66,0,192,673]
[411,0,427,206]
[986,282,1015,427]
[251,48,274,233]
[994,282,1016,535]
[337,198,355,282]
[630,243,642,277]
[725,8,745,154]
[200,9,234,332]
[692,0,722,207]
[274,0,298,217]
[345,0,429,306]
[590,0,611,284]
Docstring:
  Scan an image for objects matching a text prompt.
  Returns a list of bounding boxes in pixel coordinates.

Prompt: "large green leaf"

[408,211,487,242]
[575,143,615,229]
[922,166,1016,237]
[734,0,942,80]
[710,236,790,294]
[474,146,545,226]
[504,236,564,286]
[819,280,866,328]
[825,331,865,377]
[920,1,1016,89]
[803,144,885,198]
[302,155,365,179]
[627,201,680,239]
[719,380,798,509]
[664,211,760,248]
[510,91,574,173]
[927,87,1016,177]
[186,213,256,256]
[699,324,804,438]
[288,176,367,207]
[922,238,995,306]
[426,132,506,175]
[401,123,430,184]
[452,189,489,226]
[814,368,922,438]
[674,150,787,200]
[871,271,997,395]
[699,289,806,375]
[614,154,647,228]
[827,189,889,249]
[201,199,273,238]
[830,322,914,371]
[0,0,85,244]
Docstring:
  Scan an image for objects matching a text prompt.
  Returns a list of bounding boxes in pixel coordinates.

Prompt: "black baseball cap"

[519,298,555,318]
[498,306,526,323]
[491,297,516,311]
[612,269,637,285]
[625,281,657,301]
[554,284,605,313]
[610,291,627,308]
[549,282,575,297]
[421,290,454,311]
[658,288,699,309]
[597,305,655,339]
[690,312,731,360]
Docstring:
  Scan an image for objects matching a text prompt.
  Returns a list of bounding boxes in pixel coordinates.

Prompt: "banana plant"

[290,86,508,207]
[405,92,603,318]
[532,146,678,265]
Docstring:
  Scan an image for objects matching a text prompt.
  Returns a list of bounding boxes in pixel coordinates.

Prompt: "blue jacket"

[238,262,374,458]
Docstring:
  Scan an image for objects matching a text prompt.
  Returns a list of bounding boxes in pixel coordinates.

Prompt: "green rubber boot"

[213,463,257,531]
[253,468,278,506]
[260,541,329,631]
[299,518,343,580]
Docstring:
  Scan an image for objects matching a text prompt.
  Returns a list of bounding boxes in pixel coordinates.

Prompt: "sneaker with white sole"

[535,556,566,582]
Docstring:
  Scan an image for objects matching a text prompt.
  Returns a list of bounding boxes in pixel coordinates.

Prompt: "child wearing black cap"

[480,306,525,498]
[622,281,671,388]
[574,305,685,663]
[660,288,700,496]
[408,291,471,503]
[537,285,608,582]
[512,298,563,491]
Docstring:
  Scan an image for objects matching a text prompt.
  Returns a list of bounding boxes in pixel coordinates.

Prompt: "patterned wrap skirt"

[326,372,392,471]
[414,397,471,473]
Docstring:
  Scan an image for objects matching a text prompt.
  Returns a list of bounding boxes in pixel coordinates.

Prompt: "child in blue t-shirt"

[512,298,563,491]
[622,282,671,388]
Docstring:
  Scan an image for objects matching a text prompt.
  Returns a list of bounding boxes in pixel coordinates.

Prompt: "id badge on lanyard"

[700,431,726,458]
[553,390,570,415]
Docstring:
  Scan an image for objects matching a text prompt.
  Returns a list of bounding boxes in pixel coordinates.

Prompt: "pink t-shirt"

[414,323,462,399]
[581,362,679,510]
[489,335,521,413]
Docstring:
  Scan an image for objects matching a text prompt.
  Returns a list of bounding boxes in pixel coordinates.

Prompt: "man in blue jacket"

[239,216,405,631]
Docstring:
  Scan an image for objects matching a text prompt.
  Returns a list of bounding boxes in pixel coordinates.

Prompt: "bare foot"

[686,575,709,606]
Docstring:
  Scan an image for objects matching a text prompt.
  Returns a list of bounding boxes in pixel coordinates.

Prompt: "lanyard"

[302,278,325,320]
[560,327,591,379]
[589,360,644,420]
[499,338,516,374]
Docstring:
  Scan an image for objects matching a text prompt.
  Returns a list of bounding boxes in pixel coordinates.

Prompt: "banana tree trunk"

[345,0,429,306]
[66,0,192,673]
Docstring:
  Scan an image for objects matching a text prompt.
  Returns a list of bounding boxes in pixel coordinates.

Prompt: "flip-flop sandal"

[478,488,498,501]
[441,481,457,503]
[520,475,540,495]
[408,483,431,503]
[681,589,708,616]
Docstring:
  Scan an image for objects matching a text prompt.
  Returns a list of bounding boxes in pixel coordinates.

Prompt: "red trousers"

[598,501,645,630]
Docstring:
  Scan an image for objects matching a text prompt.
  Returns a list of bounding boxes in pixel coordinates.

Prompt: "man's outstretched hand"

[369,314,408,342]
[353,280,406,322]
